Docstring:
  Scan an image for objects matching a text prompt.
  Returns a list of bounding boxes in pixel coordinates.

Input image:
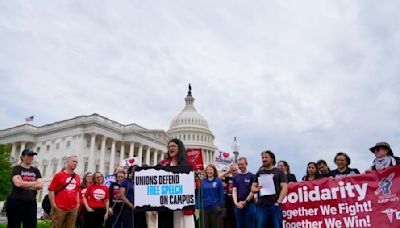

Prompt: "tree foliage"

[0,144,12,201]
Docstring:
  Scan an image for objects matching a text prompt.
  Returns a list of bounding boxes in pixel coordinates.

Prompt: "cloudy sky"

[1,0,399,177]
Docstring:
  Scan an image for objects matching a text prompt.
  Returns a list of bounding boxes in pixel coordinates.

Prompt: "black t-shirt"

[254,167,287,207]
[224,176,234,207]
[109,182,122,211]
[320,173,331,178]
[287,174,297,183]
[329,168,360,178]
[9,165,42,201]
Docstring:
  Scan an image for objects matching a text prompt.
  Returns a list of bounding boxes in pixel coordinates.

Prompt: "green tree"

[0,144,12,201]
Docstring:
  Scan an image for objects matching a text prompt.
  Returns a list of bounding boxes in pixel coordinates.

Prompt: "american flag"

[25,116,34,122]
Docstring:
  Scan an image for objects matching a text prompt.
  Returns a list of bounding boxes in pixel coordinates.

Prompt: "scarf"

[373,156,395,170]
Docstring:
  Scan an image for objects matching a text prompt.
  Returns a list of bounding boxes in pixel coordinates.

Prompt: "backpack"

[42,195,51,214]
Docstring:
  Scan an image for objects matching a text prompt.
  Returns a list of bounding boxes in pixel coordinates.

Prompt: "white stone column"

[202,150,206,165]
[120,142,125,163]
[145,147,151,165]
[11,143,17,161]
[129,142,134,158]
[152,150,158,166]
[109,140,116,174]
[88,134,96,172]
[76,135,85,173]
[99,136,106,173]
[21,142,26,152]
[137,144,143,164]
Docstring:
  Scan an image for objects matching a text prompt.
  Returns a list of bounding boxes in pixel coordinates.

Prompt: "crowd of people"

[5,140,399,228]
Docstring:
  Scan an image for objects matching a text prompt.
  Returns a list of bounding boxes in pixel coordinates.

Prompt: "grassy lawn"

[0,220,51,228]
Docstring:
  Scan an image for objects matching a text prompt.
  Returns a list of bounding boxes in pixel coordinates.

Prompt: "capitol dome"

[167,85,217,166]
[169,95,209,130]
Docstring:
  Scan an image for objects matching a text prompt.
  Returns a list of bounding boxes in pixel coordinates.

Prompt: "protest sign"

[213,150,234,170]
[104,174,115,187]
[186,148,204,170]
[119,156,141,168]
[282,165,400,227]
[134,166,195,211]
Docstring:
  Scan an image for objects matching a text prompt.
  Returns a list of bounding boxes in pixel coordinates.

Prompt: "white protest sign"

[134,166,195,211]
[214,150,234,170]
[119,157,142,167]
[258,174,276,196]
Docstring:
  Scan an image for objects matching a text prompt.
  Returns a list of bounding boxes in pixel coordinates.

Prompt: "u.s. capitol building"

[0,86,217,200]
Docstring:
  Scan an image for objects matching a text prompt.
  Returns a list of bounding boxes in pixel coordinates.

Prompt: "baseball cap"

[21,148,37,156]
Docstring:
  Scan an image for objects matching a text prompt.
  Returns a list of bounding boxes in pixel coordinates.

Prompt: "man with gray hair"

[48,155,81,228]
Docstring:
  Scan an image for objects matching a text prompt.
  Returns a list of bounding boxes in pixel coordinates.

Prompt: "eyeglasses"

[95,176,103,179]
[374,148,383,152]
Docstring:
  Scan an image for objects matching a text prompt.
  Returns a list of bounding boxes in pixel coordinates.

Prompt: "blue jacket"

[200,177,224,209]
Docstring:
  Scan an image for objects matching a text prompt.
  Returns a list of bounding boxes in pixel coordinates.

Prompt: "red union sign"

[282,165,400,227]
[186,148,203,171]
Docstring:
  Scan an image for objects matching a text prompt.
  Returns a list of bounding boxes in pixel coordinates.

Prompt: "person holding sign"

[301,162,321,181]
[251,150,287,228]
[198,164,225,228]
[159,138,196,228]
[369,142,400,171]
[329,152,360,178]
[83,172,110,228]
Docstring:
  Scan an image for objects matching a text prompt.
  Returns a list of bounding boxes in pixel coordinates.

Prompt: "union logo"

[375,173,395,195]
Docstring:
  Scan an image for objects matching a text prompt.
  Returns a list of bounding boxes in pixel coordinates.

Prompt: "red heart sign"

[128,158,135,165]
[223,152,230,158]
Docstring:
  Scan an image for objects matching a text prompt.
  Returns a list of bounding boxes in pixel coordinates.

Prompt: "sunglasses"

[374,148,384,152]
[95,176,103,178]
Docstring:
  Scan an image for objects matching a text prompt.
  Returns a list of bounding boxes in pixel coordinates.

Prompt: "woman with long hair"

[278,160,297,182]
[302,162,321,181]
[76,172,93,228]
[83,171,109,228]
[158,138,196,228]
[106,171,125,228]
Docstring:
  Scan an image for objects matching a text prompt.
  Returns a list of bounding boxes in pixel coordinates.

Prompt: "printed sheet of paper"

[258,174,276,196]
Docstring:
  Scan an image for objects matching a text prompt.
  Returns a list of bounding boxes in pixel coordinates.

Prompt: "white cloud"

[1,0,399,177]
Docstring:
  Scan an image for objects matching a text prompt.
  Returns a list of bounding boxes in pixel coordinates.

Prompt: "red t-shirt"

[79,187,88,206]
[85,185,109,208]
[48,171,81,210]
